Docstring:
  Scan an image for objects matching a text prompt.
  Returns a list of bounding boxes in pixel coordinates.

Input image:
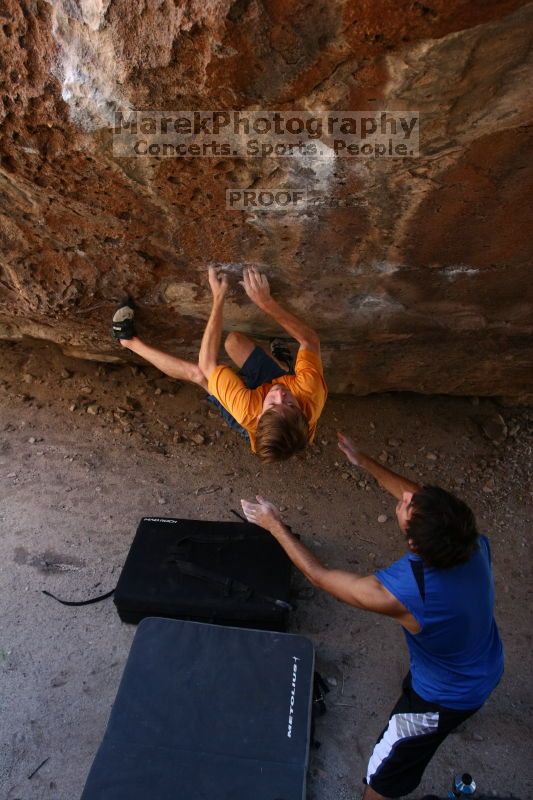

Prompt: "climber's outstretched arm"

[198,267,229,378]
[240,267,320,354]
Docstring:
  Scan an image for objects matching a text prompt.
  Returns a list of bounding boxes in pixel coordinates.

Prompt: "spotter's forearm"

[267,519,325,586]
[359,453,420,500]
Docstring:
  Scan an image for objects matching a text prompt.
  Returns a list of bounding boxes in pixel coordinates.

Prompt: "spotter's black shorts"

[365,674,481,798]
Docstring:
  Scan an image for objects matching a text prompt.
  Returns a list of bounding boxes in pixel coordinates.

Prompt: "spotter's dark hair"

[407,485,479,569]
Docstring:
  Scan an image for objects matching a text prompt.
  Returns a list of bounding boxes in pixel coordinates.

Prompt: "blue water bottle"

[448,773,476,797]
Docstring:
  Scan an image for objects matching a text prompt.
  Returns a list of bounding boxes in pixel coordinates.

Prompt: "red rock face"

[0,0,532,398]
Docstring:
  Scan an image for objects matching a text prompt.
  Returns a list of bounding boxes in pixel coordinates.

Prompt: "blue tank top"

[375,535,504,710]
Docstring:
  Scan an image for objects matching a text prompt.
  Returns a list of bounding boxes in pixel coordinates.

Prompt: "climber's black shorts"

[365,674,481,798]
[207,346,290,438]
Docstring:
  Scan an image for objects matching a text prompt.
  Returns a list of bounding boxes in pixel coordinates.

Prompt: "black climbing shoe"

[270,338,293,372]
[112,298,136,340]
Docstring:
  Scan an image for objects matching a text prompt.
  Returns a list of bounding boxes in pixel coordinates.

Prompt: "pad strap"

[168,558,292,611]
[42,587,115,606]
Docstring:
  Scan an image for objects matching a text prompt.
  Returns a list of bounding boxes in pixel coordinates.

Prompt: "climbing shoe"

[270,338,293,372]
[112,298,136,340]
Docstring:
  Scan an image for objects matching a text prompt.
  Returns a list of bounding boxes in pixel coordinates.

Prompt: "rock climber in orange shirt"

[112,267,327,462]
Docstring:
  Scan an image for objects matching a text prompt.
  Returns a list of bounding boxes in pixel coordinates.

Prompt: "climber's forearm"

[198,296,225,378]
[259,297,320,351]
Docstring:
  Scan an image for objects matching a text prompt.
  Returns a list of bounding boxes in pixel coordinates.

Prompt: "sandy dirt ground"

[0,338,532,800]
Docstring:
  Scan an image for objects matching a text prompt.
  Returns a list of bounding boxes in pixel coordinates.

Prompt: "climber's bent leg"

[224,331,256,369]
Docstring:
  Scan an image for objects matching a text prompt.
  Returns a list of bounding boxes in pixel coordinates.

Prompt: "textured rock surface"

[0,0,532,398]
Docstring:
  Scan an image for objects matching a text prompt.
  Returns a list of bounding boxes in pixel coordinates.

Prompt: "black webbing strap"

[42,587,115,606]
[169,532,259,550]
[310,670,330,749]
[167,558,293,611]
[409,559,426,602]
[313,671,330,716]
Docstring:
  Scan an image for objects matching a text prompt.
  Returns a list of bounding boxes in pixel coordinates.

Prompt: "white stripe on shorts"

[366,711,440,783]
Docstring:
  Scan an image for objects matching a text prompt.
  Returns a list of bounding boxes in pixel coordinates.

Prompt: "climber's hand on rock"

[240,267,271,308]
[208,266,229,300]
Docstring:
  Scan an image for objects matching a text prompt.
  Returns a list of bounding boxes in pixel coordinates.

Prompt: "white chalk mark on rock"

[49,1,131,130]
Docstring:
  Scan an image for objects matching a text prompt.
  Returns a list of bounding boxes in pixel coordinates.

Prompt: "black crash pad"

[80,617,315,800]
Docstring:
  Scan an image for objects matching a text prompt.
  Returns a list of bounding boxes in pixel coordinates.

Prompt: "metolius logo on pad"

[143,518,177,523]
[287,656,300,738]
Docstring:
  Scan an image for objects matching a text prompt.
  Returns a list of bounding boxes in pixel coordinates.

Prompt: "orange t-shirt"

[207,349,328,453]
